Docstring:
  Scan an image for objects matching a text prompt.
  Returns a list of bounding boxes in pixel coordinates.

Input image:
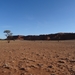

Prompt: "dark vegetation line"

[7,33,75,40]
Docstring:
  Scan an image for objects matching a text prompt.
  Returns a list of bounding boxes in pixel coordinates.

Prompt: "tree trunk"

[8,40,10,43]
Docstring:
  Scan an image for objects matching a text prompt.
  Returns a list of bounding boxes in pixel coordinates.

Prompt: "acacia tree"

[4,30,13,43]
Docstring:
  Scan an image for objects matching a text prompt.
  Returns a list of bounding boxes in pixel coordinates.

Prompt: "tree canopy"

[4,30,12,37]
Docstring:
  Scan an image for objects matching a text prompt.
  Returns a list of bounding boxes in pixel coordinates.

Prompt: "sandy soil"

[0,40,75,75]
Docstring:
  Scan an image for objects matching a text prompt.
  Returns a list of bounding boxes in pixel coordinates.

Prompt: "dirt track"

[0,40,75,75]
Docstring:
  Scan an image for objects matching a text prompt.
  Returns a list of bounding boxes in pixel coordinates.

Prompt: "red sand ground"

[0,40,75,75]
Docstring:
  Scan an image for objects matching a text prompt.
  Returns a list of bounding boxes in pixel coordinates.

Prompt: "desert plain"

[0,40,75,75]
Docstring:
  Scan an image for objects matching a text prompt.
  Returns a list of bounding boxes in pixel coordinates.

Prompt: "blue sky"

[0,0,75,38]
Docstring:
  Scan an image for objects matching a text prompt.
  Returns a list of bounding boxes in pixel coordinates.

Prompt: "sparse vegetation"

[4,30,13,43]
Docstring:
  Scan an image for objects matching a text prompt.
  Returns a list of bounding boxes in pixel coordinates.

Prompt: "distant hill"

[9,33,75,40]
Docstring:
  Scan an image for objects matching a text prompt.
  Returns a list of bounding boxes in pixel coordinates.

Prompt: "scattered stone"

[45,68,50,72]
[36,54,40,56]
[22,58,27,60]
[70,60,75,63]
[58,60,65,63]
[2,63,10,69]
[72,66,75,72]
[55,54,59,58]
[37,63,43,68]
[29,65,38,68]
[48,65,53,68]
[51,74,56,75]
[20,73,25,75]
[29,59,35,62]
[60,58,68,62]
[20,68,25,71]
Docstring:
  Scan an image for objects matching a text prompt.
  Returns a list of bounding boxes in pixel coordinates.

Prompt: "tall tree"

[4,30,13,43]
